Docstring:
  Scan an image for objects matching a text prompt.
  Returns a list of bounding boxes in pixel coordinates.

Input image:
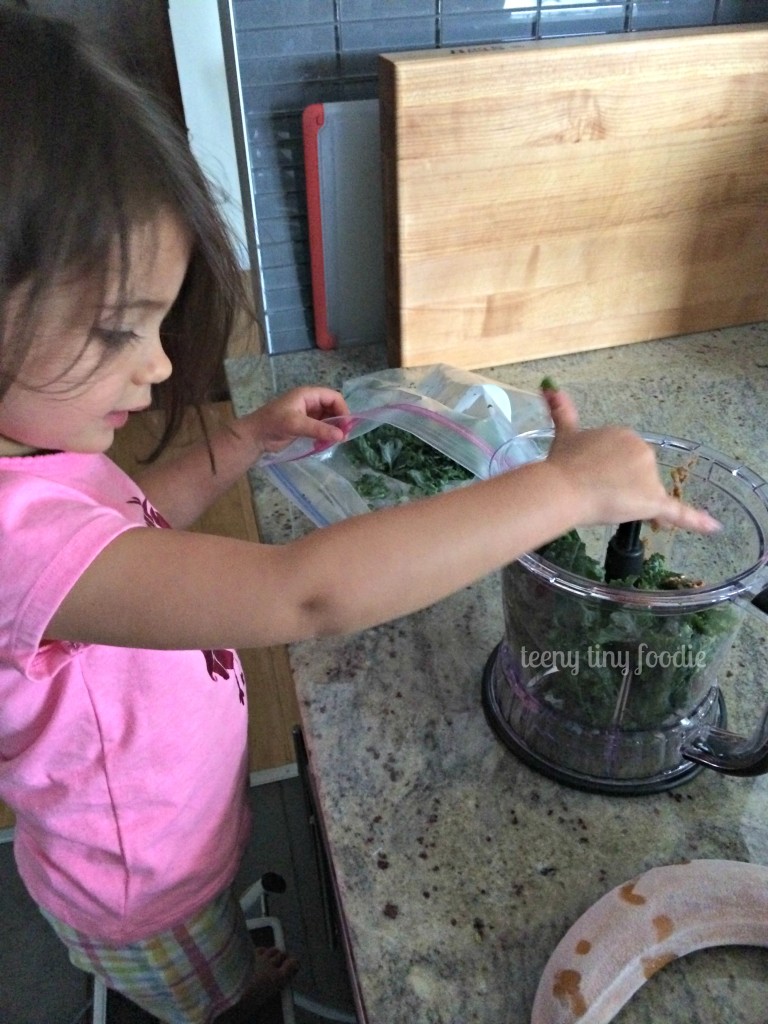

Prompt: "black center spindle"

[604,520,644,582]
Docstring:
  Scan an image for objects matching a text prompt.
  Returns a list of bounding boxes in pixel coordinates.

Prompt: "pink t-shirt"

[0,451,251,943]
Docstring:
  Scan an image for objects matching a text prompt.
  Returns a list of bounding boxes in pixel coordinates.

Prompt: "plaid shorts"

[40,888,255,1024]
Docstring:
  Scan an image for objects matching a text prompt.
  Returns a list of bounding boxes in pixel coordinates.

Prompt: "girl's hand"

[246,386,350,454]
[542,388,721,534]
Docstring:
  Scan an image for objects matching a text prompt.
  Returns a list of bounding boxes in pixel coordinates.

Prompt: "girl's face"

[0,213,190,457]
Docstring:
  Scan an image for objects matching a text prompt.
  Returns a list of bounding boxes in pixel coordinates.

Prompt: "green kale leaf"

[347,425,474,503]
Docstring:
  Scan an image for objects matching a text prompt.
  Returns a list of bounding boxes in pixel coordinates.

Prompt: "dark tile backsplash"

[223,0,766,353]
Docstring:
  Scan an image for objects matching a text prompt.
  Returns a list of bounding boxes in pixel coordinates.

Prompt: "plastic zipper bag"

[258,364,551,527]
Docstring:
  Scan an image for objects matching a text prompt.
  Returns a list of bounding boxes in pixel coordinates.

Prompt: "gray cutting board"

[303,98,385,348]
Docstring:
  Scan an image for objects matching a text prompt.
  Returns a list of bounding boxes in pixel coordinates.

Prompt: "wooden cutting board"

[379,26,768,369]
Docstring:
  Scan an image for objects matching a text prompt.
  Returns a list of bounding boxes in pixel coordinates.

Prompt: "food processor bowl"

[483,433,768,794]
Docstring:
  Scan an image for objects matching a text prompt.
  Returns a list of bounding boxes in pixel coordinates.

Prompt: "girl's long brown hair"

[0,6,249,458]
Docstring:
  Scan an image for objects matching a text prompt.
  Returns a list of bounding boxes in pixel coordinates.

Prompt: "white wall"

[168,0,249,268]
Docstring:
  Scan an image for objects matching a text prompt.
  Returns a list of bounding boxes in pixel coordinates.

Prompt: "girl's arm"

[132,387,349,528]
[46,391,720,652]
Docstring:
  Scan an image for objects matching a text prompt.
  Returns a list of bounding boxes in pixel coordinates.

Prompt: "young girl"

[0,8,719,1024]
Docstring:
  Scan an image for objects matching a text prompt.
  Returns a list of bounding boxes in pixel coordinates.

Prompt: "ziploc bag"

[258,364,551,527]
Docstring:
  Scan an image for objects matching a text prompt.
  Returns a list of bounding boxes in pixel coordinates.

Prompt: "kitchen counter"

[226,326,768,1024]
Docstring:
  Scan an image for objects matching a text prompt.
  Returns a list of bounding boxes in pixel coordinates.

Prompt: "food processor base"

[481,643,726,796]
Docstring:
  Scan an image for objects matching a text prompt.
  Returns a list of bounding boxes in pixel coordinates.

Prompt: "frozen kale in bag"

[347,424,474,502]
[258,364,551,527]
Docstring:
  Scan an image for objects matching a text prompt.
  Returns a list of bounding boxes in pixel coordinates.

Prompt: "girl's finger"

[543,388,580,435]
[304,416,347,444]
[306,387,349,419]
[653,501,722,535]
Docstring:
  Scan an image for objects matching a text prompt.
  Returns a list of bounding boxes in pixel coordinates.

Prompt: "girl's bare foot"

[253,945,300,989]
[215,946,300,1023]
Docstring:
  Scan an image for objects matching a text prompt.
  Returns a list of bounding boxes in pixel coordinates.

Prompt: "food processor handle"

[682,704,768,776]
[752,585,768,615]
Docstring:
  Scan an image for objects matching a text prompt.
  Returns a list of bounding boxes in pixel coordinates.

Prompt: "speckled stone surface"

[226,327,768,1024]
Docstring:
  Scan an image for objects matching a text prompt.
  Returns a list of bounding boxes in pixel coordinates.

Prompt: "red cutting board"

[379,26,768,369]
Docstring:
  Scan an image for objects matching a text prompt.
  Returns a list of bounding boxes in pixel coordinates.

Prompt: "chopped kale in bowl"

[501,529,740,730]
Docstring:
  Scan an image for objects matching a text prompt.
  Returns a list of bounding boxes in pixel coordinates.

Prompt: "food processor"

[482,432,768,794]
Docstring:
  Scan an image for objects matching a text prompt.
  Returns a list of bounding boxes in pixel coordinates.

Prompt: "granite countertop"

[226,326,768,1024]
